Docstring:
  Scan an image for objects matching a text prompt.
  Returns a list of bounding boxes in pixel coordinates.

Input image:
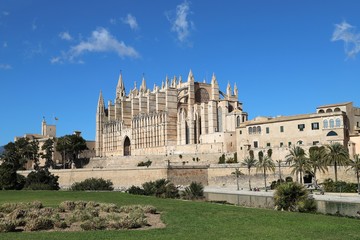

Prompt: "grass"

[0,191,358,240]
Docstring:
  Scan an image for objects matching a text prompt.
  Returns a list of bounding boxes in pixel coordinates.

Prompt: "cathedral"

[96,70,247,157]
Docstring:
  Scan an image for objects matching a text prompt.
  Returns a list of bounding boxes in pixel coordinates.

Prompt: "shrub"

[298,196,317,213]
[182,182,204,200]
[70,178,114,191]
[137,160,152,167]
[126,185,146,195]
[0,163,22,190]
[270,179,285,190]
[218,154,226,164]
[25,217,54,231]
[24,169,59,190]
[0,219,16,232]
[80,217,106,231]
[99,203,119,213]
[58,201,76,212]
[274,182,315,212]
[322,178,357,193]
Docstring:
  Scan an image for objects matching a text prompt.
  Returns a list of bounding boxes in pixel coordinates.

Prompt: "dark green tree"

[56,135,87,168]
[347,154,360,194]
[308,146,327,188]
[256,153,275,191]
[325,143,350,182]
[286,146,310,184]
[241,156,257,190]
[41,138,55,169]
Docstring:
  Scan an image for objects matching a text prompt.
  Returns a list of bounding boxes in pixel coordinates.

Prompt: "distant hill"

[0,146,4,155]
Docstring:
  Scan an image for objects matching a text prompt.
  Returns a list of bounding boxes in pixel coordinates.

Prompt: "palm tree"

[286,146,310,184]
[256,154,275,191]
[232,168,243,191]
[241,157,257,190]
[325,142,350,182]
[308,146,327,188]
[347,154,360,194]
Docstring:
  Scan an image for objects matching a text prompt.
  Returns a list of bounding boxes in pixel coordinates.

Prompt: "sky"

[0,0,360,146]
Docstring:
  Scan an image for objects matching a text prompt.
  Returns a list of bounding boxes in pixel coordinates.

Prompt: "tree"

[256,153,275,191]
[56,135,87,168]
[325,143,350,182]
[286,146,310,184]
[347,154,360,194]
[2,138,39,170]
[232,168,243,190]
[241,156,257,190]
[41,138,55,169]
[308,146,327,188]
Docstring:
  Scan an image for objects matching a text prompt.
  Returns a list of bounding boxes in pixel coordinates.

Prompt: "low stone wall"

[18,164,358,190]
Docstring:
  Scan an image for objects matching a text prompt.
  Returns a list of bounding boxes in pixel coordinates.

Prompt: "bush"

[218,154,225,164]
[126,186,146,195]
[0,219,16,232]
[137,160,152,167]
[322,178,357,193]
[270,179,285,190]
[70,178,114,191]
[298,196,317,213]
[128,179,179,198]
[182,182,204,200]
[274,182,316,212]
[25,217,54,231]
[0,163,23,190]
[24,169,59,190]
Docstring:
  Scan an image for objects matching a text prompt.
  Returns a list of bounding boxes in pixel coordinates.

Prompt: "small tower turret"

[116,72,125,99]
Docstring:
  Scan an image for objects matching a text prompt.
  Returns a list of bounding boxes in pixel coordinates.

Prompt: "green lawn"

[0,191,358,240]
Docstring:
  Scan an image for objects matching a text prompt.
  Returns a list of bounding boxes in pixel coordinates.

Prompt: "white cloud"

[52,27,139,63]
[32,19,37,31]
[0,64,12,70]
[110,18,117,25]
[59,31,72,41]
[167,0,194,43]
[2,11,9,16]
[122,14,138,30]
[50,57,61,64]
[332,21,360,58]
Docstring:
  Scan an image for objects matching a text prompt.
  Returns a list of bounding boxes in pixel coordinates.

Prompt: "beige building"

[96,70,248,157]
[237,102,360,161]
[14,119,95,169]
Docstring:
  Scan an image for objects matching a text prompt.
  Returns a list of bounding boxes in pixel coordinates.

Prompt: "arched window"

[318,109,325,113]
[327,131,338,136]
[297,140,303,145]
[326,109,333,113]
[330,119,334,128]
[249,127,253,134]
[257,126,261,134]
[335,118,341,127]
[252,126,257,134]
[334,107,341,112]
[237,116,241,127]
[323,119,328,129]
[124,136,131,156]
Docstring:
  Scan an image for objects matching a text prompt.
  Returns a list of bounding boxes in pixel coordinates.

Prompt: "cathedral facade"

[96,70,247,157]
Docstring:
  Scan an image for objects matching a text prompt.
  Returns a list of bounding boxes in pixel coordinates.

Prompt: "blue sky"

[1,0,360,146]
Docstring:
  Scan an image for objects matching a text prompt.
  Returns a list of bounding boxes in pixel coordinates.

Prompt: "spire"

[172,76,177,87]
[116,71,125,98]
[165,75,169,88]
[140,74,147,93]
[178,75,182,85]
[187,69,194,82]
[161,80,165,89]
[211,73,218,86]
[234,83,238,96]
[226,82,232,97]
[97,90,105,113]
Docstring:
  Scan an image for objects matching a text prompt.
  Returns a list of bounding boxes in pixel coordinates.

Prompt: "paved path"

[205,186,360,203]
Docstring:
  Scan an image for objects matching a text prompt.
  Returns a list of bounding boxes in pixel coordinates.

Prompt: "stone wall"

[18,164,358,190]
